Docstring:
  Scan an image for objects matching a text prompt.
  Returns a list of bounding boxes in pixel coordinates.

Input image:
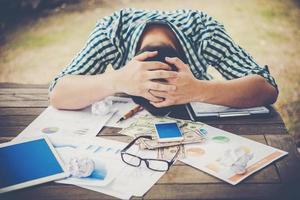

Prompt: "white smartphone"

[154,122,184,143]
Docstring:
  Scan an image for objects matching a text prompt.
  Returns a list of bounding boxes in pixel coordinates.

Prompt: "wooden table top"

[0,83,299,200]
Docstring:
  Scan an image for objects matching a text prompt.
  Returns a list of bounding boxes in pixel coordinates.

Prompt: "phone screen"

[155,122,182,139]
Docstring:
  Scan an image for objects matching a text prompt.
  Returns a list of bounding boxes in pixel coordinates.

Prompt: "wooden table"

[0,83,300,200]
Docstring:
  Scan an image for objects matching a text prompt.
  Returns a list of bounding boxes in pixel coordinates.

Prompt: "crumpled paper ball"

[217,147,254,175]
[91,97,113,115]
[68,157,95,178]
[231,153,253,174]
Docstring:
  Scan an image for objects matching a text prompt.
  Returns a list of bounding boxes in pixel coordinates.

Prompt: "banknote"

[119,115,206,149]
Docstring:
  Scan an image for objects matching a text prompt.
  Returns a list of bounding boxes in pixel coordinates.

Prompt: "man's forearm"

[49,51,180,110]
[194,75,278,108]
[49,72,119,110]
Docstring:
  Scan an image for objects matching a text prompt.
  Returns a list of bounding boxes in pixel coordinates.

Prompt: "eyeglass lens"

[122,153,169,171]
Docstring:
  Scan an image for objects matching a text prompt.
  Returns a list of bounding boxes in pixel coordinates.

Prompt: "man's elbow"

[267,85,278,105]
[263,79,278,105]
[254,75,278,105]
[49,79,71,110]
[49,86,86,110]
[49,89,63,109]
[49,84,71,110]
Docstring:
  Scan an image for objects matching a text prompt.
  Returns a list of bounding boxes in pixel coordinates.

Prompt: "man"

[49,8,278,112]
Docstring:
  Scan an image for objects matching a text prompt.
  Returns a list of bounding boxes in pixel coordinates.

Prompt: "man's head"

[136,44,183,71]
[136,22,185,59]
[130,22,188,116]
[131,44,186,116]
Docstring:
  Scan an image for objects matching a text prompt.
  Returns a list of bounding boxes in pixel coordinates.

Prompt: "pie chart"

[212,136,230,143]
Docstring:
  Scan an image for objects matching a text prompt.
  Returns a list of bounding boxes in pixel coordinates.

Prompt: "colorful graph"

[239,146,252,154]
[90,167,107,180]
[41,127,59,134]
[199,128,207,135]
[206,162,220,173]
[73,128,89,135]
[212,136,230,143]
[186,147,205,157]
[86,144,121,155]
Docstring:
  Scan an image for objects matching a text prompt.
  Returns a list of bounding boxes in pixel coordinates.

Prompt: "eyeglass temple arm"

[169,146,181,165]
[121,135,152,152]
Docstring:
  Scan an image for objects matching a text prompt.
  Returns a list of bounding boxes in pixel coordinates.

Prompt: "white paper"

[15,134,166,199]
[59,136,165,199]
[49,135,134,199]
[81,148,165,199]
[190,102,269,115]
[55,146,124,187]
[46,135,135,199]
[81,184,132,199]
[104,96,149,128]
[17,106,114,138]
[180,124,288,185]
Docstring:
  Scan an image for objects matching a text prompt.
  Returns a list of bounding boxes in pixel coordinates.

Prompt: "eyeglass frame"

[120,135,180,172]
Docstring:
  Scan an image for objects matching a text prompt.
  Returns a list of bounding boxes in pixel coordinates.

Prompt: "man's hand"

[149,57,199,107]
[149,56,278,108]
[115,52,178,102]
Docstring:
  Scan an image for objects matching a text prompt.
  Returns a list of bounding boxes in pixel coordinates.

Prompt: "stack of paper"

[188,102,269,118]
[12,96,288,198]
[179,124,287,185]
[19,106,113,137]
[14,134,167,199]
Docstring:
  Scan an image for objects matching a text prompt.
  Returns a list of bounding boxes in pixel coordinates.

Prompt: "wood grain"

[265,134,300,199]
[0,107,45,116]
[0,94,48,101]
[143,183,287,200]
[0,184,125,200]
[0,83,48,88]
[0,88,48,94]
[0,83,298,200]
[0,100,49,107]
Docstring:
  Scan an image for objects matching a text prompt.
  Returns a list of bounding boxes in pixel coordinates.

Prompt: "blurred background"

[0,0,299,142]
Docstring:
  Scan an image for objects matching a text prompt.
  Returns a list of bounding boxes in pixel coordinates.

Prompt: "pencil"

[117,105,144,123]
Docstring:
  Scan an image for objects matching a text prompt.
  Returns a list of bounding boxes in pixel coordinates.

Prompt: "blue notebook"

[0,136,69,193]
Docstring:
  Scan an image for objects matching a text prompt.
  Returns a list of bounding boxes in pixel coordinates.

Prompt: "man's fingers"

[149,90,168,98]
[146,70,177,80]
[165,77,176,83]
[151,99,173,108]
[165,57,187,71]
[134,51,157,61]
[147,82,176,92]
[143,61,171,71]
[144,93,164,103]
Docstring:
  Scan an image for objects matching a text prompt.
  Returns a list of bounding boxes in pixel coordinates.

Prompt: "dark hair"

[131,44,186,116]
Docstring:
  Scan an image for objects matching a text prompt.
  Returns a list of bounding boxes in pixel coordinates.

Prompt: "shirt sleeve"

[199,19,278,89]
[49,15,118,92]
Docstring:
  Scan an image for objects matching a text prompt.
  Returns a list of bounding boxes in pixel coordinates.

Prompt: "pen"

[179,123,188,129]
[117,105,144,123]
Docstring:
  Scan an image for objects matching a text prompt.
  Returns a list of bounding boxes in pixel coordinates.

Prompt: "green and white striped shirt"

[50,8,277,91]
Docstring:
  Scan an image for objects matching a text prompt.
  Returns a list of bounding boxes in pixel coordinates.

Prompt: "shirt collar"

[127,18,173,61]
[127,18,201,79]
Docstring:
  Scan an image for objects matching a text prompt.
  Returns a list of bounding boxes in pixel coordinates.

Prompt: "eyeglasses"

[121,135,180,172]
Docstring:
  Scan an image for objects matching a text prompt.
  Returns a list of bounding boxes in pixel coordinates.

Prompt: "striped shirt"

[49,8,277,91]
